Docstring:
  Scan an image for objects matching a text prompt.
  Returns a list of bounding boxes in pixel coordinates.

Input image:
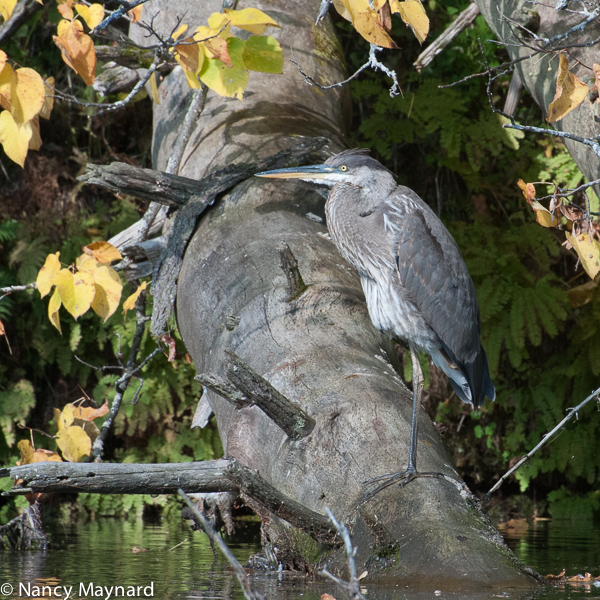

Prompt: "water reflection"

[0,518,599,600]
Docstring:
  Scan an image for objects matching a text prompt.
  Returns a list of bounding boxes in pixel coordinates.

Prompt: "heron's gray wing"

[385,187,480,363]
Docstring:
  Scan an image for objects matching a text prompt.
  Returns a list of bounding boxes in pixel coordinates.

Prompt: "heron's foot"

[363,469,460,502]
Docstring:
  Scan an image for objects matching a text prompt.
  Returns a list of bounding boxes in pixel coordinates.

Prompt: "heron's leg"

[363,346,459,501]
[406,343,422,474]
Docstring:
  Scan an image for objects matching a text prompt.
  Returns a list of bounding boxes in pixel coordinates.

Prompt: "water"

[1,517,599,600]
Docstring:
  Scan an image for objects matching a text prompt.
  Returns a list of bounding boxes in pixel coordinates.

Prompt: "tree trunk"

[474,0,600,188]
[133,0,540,588]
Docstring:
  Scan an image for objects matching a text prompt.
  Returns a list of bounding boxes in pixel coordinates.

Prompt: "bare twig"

[92,0,151,33]
[316,0,333,24]
[177,489,266,600]
[319,508,366,600]
[0,283,37,294]
[485,386,600,502]
[290,44,400,97]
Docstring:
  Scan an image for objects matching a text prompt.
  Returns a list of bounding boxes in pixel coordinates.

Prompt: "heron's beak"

[255,164,336,180]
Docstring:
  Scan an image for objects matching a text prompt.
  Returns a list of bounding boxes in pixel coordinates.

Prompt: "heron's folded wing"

[386,190,481,364]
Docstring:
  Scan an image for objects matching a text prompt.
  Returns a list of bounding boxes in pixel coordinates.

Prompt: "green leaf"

[242,35,283,74]
[199,37,248,99]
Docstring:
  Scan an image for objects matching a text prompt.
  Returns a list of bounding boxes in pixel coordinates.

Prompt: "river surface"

[1,517,599,600]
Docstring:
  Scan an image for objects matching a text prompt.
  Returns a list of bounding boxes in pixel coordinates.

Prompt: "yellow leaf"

[199,37,248,99]
[72,400,109,421]
[517,179,536,202]
[149,71,160,104]
[83,240,122,263]
[17,439,34,464]
[37,251,61,298]
[61,403,76,428]
[337,0,397,48]
[547,54,589,123]
[175,39,205,73]
[0,110,32,167]
[207,12,230,33]
[0,50,6,74]
[0,0,17,21]
[172,23,188,40]
[53,19,96,85]
[39,76,55,120]
[565,232,600,279]
[33,449,63,462]
[28,114,42,150]
[122,281,147,316]
[389,0,429,43]
[128,5,142,22]
[75,3,104,30]
[0,62,14,112]
[91,265,123,321]
[222,7,281,35]
[529,200,559,228]
[54,268,96,319]
[54,407,66,431]
[57,0,74,20]
[48,286,62,333]
[332,0,352,20]
[56,425,91,462]
[13,67,46,124]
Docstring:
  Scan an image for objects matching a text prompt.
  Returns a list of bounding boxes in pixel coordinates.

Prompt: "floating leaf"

[222,7,280,35]
[0,110,32,167]
[37,251,61,298]
[199,37,248,99]
[0,0,17,21]
[243,35,283,74]
[54,268,96,319]
[75,3,104,30]
[547,54,589,123]
[389,0,429,43]
[56,425,91,462]
[122,281,147,316]
[83,240,122,263]
[48,287,62,333]
[566,232,600,279]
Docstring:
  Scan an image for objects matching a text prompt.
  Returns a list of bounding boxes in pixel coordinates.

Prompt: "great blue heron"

[256,149,495,492]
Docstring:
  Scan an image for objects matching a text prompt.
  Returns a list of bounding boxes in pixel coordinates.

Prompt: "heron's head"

[255,149,396,195]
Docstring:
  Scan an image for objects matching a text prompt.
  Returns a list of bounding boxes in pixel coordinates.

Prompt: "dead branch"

[485,385,600,502]
[225,350,315,440]
[195,373,250,408]
[224,460,337,545]
[414,3,480,71]
[0,460,236,496]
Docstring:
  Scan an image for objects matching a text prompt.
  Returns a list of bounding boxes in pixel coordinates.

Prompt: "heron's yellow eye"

[340,165,348,172]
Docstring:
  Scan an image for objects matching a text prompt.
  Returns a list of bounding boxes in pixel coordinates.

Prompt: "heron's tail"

[431,344,495,409]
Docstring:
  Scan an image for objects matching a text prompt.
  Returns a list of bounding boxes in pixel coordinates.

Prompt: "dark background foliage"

[0,0,599,523]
